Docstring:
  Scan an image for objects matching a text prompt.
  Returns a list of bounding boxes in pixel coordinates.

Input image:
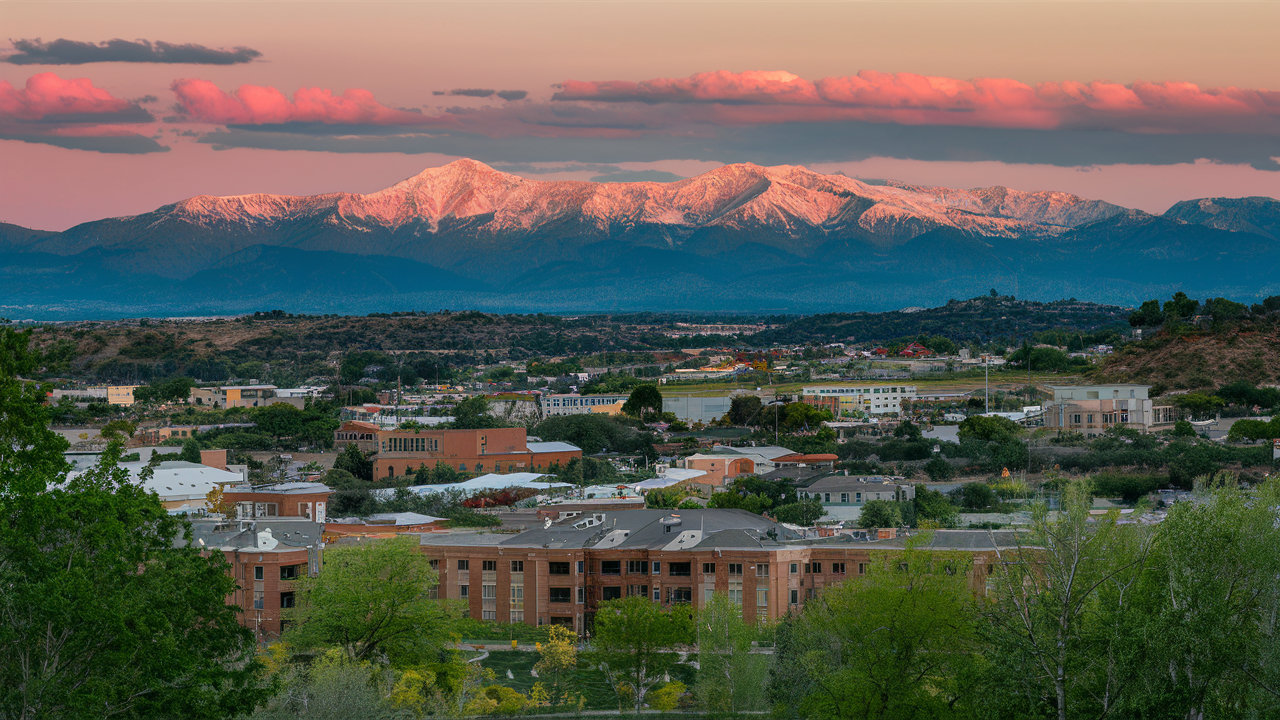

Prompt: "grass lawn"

[479,650,699,711]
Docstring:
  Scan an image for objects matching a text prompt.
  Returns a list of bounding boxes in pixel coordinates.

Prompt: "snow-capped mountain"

[2,159,1276,317]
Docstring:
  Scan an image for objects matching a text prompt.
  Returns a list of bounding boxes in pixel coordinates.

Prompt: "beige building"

[190,384,278,408]
[1044,384,1175,435]
[107,385,141,406]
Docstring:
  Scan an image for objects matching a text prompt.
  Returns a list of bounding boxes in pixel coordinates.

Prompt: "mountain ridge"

[2,159,1277,318]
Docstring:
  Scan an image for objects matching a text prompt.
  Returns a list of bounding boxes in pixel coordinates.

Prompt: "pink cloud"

[170,78,454,126]
[552,70,1280,134]
[0,72,139,121]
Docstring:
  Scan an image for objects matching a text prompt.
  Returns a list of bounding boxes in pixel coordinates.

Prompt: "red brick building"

[223,481,333,521]
[186,517,324,640]
[417,509,1014,633]
[334,420,382,453]
[373,427,581,479]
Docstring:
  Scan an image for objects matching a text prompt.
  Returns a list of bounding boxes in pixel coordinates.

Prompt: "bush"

[1089,472,1164,502]
[954,482,997,510]
[923,457,954,481]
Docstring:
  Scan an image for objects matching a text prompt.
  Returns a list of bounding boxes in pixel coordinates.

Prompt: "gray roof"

[708,445,796,460]
[526,441,581,454]
[417,509,795,551]
[804,476,905,493]
[183,517,323,552]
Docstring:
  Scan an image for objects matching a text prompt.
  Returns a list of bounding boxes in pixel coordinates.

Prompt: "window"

[511,560,524,573]
[790,563,799,575]
[757,589,768,607]
[459,463,467,472]
[832,563,846,574]
[812,562,822,574]
[280,564,299,580]
[627,584,649,597]
[704,588,715,603]
[482,584,497,599]
[803,563,810,574]
[652,561,661,575]
[824,493,831,502]
[669,562,691,577]
[627,560,648,574]
[601,586,622,601]
[254,566,264,581]
[728,563,743,576]
[549,587,571,603]
[458,560,470,571]
[576,587,585,604]
[279,591,296,609]
[702,562,716,575]
[840,493,848,503]
[858,563,867,575]
[429,559,439,571]
[856,492,862,503]
[1072,414,1083,424]
[482,560,497,572]
[459,585,469,598]
[1087,414,1095,424]
[728,589,743,605]
[511,586,524,609]
[510,611,524,623]
[790,589,799,605]
[253,591,264,610]
[549,562,570,575]
[673,587,692,603]
[482,610,496,620]
[576,561,584,574]
[600,560,621,575]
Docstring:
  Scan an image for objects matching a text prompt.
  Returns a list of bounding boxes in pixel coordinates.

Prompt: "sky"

[3,0,1280,231]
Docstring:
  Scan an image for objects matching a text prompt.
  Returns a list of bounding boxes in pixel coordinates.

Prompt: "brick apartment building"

[419,509,1013,633]
[223,481,333,522]
[334,420,381,453]
[186,516,324,640]
[373,426,581,479]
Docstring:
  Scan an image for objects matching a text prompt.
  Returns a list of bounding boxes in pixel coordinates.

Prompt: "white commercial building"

[540,393,629,416]
[802,385,918,415]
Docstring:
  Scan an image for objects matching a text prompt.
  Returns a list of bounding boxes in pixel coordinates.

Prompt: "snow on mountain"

[160,158,1132,243]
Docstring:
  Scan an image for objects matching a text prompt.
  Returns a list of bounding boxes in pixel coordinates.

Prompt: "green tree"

[1172,419,1198,437]
[178,437,202,463]
[893,420,922,440]
[957,415,1022,442]
[956,482,996,509]
[913,486,958,527]
[334,443,374,481]
[695,593,768,713]
[1128,299,1165,327]
[858,499,903,528]
[923,456,955,482]
[728,395,763,425]
[449,396,508,430]
[587,596,693,713]
[1174,392,1225,419]
[285,536,453,664]
[0,330,265,720]
[771,542,979,719]
[772,497,824,525]
[621,384,663,421]
[1163,291,1200,319]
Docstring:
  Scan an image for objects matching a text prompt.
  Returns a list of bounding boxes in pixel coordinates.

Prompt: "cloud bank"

[170,79,449,126]
[6,38,262,65]
[0,73,165,152]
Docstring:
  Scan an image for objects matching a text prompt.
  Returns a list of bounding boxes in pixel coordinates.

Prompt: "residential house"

[798,476,916,523]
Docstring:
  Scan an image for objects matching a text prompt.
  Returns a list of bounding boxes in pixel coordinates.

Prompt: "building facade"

[540,393,629,417]
[334,420,382,453]
[798,477,916,523]
[223,481,333,521]
[373,427,581,479]
[190,384,278,408]
[802,385,918,416]
[1043,384,1175,435]
[418,509,1008,632]
[187,517,324,640]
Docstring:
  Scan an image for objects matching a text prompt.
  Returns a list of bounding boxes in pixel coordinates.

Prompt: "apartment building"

[190,384,278,408]
[1043,384,1176,435]
[798,476,916,523]
[223,481,333,522]
[540,393,628,417]
[373,426,581,479]
[802,385,918,416]
[334,420,382,453]
[419,509,1011,632]
[186,517,324,640]
[107,385,142,406]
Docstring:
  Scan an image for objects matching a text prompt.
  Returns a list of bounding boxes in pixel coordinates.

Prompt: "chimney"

[200,448,229,470]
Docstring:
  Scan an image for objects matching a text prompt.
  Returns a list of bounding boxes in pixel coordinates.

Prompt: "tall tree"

[285,536,452,665]
[621,384,663,422]
[695,593,769,713]
[587,596,693,712]
[0,329,265,720]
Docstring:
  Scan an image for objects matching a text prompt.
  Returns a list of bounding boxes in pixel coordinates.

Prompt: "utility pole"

[984,357,990,414]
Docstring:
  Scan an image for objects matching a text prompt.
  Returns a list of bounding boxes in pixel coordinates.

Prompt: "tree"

[178,438,202,463]
[923,456,954,482]
[1174,393,1225,419]
[957,414,1022,442]
[0,328,265,720]
[1129,299,1165,327]
[534,625,578,696]
[981,480,1152,720]
[772,497,824,526]
[134,376,196,405]
[333,443,374,481]
[858,499,903,529]
[695,594,768,713]
[893,420,922,440]
[956,482,996,509]
[449,396,507,430]
[1163,291,1200,319]
[913,487,958,527]
[621,384,663,422]
[587,596,693,713]
[285,536,452,664]
[771,543,979,719]
[728,395,763,425]
[1172,419,1198,437]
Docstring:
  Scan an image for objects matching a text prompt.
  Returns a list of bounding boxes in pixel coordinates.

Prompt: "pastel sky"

[3,0,1280,231]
